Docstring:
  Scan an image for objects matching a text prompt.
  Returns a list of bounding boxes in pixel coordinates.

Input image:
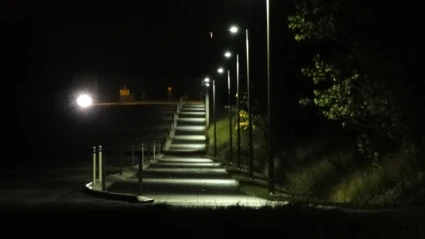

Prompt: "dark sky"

[4,0,423,153]
[5,0,294,105]
[4,0,297,147]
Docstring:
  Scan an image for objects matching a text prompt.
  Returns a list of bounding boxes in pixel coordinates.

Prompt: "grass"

[329,150,420,204]
[208,116,424,206]
[284,150,355,197]
[206,116,234,153]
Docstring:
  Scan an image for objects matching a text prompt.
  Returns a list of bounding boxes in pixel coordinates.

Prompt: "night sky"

[7,1,295,105]
[5,1,300,153]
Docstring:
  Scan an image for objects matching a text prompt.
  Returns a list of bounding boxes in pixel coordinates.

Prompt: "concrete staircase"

[166,102,207,153]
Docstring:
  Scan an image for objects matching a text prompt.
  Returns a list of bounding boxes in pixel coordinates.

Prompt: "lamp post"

[218,67,233,163]
[225,51,241,168]
[204,78,213,156]
[213,79,216,158]
[227,69,233,164]
[229,26,253,176]
[204,79,210,127]
[266,0,274,194]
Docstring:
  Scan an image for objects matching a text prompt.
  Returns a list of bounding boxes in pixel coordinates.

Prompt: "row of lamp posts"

[204,0,274,194]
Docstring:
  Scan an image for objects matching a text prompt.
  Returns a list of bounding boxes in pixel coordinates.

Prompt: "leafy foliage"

[288,1,408,157]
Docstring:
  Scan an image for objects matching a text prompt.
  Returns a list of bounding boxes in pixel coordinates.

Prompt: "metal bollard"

[99,145,102,183]
[139,143,144,195]
[93,146,96,186]
[100,145,106,191]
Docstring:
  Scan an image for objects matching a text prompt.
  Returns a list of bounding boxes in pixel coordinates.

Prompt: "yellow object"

[167,87,172,92]
[120,89,130,96]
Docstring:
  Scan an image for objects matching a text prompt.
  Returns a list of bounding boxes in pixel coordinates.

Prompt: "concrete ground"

[100,102,272,207]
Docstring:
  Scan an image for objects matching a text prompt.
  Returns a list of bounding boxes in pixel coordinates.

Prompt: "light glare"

[229,26,239,33]
[217,68,224,73]
[224,52,232,58]
[76,94,93,108]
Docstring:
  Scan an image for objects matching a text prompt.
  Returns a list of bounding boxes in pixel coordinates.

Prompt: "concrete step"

[107,178,241,195]
[158,157,213,163]
[150,162,222,168]
[165,148,206,153]
[142,168,232,179]
[180,107,205,111]
[178,111,206,116]
[174,126,206,136]
[177,118,206,126]
[171,135,206,144]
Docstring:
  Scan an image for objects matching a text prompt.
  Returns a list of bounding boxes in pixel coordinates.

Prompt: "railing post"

[120,145,123,176]
[131,146,135,167]
[153,142,156,161]
[92,146,96,186]
[158,142,161,155]
[139,143,144,196]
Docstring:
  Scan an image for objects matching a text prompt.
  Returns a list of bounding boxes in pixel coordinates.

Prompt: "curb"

[82,154,164,203]
[83,182,154,203]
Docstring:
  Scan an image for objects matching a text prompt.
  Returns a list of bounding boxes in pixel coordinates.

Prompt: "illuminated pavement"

[107,156,270,207]
[105,102,270,207]
[167,103,207,153]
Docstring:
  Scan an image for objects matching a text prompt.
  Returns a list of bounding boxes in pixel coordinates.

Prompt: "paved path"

[107,102,269,207]
[167,102,207,153]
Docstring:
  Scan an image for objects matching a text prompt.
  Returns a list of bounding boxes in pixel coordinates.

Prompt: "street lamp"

[205,77,216,158]
[224,50,241,169]
[229,25,254,177]
[266,0,274,194]
[229,26,238,33]
[76,94,93,108]
[218,67,233,164]
[203,78,210,127]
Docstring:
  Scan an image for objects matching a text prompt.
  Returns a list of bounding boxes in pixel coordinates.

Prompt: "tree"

[288,0,423,157]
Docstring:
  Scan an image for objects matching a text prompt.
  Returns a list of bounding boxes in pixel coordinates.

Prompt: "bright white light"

[76,94,93,108]
[204,77,210,83]
[217,68,224,74]
[224,52,232,58]
[229,26,239,33]
[205,83,210,87]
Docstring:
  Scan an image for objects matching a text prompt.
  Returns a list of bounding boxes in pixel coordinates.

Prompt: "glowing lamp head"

[217,68,224,74]
[229,26,239,34]
[76,94,93,108]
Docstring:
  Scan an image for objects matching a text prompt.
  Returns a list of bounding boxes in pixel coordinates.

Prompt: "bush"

[207,112,268,174]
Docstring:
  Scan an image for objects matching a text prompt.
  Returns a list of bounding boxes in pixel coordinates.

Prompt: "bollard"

[102,153,106,191]
[99,145,102,183]
[138,143,144,195]
[93,146,96,186]
[131,146,135,167]
[153,142,156,161]
[100,145,106,191]
[120,145,123,176]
